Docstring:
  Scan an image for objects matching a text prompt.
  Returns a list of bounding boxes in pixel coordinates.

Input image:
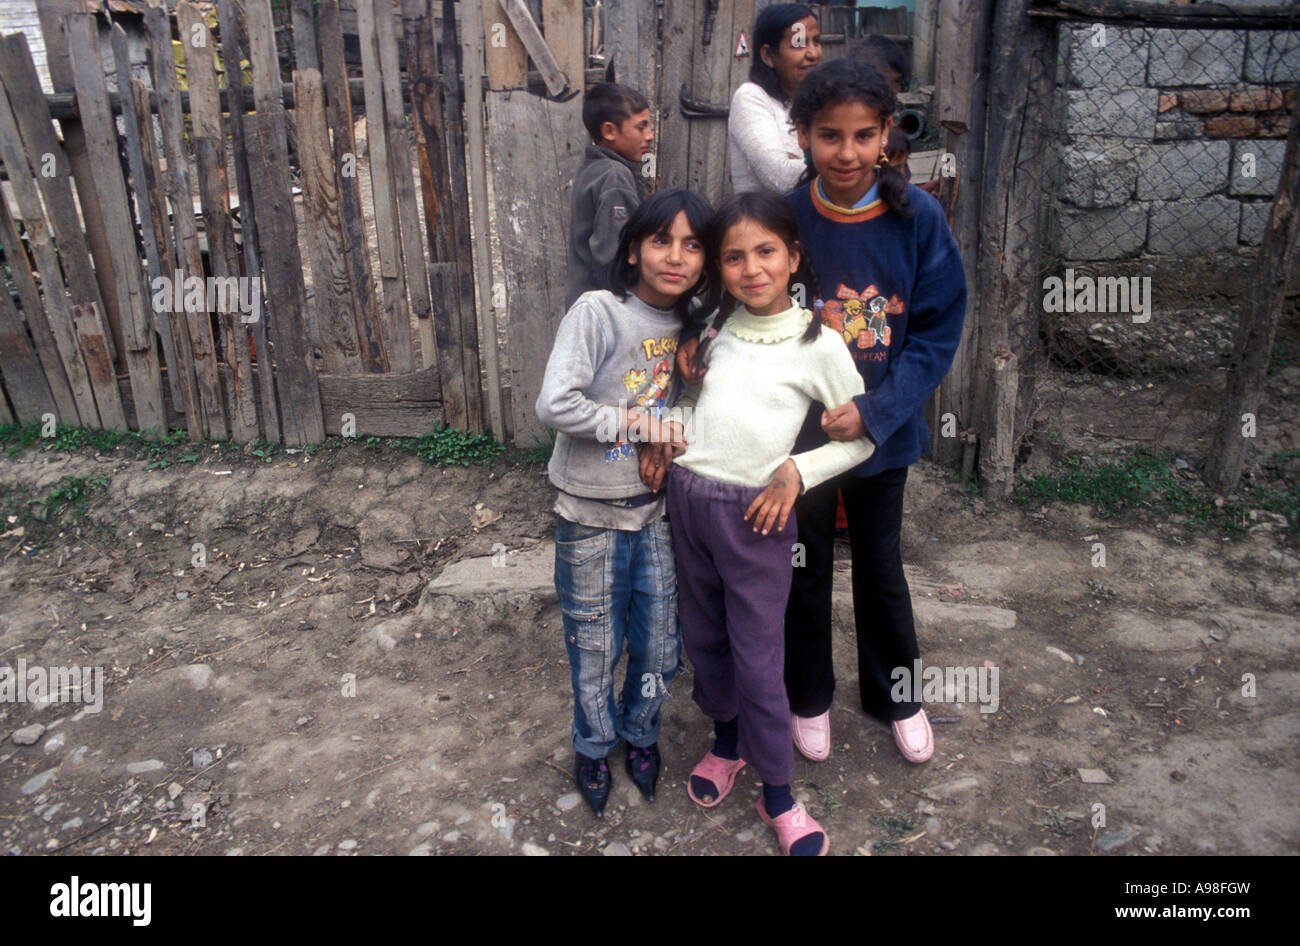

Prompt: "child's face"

[887,148,908,171]
[718,218,800,318]
[629,210,705,309]
[797,100,891,207]
[761,15,823,95]
[602,108,654,164]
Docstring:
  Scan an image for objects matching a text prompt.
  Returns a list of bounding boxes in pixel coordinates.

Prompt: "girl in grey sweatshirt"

[535,190,716,817]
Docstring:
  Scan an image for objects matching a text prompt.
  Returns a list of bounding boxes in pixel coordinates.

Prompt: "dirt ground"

[0,373,1296,857]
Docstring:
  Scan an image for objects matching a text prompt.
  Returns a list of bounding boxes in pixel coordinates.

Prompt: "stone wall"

[1053,23,1298,264]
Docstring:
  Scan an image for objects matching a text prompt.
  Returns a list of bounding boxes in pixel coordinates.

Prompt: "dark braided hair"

[695,192,822,366]
[790,58,915,219]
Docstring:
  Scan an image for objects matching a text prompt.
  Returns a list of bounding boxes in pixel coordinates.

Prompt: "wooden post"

[1207,111,1300,492]
[913,0,938,88]
[244,0,326,445]
[978,350,1019,498]
[971,0,1056,495]
[177,2,260,441]
[929,0,995,468]
[145,3,229,440]
[218,0,283,442]
[464,0,506,440]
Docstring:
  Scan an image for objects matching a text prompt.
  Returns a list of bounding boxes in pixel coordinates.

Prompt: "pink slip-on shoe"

[792,711,831,762]
[687,751,747,808]
[891,708,934,763]
[756,798,829,856]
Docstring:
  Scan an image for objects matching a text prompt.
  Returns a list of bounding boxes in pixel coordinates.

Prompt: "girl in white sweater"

[728,4,822,194]
[666,192,874,855]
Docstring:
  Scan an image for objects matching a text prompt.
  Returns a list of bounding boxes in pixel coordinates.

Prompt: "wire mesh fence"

[1025,19,1298,487]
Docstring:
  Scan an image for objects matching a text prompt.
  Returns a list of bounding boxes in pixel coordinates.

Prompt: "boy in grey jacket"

[565,83,655,308]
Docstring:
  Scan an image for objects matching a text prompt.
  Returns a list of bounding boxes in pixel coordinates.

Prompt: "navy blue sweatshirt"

[786,178,967,477]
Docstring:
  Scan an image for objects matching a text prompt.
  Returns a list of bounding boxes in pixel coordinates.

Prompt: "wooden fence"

[0,0,484,445]
[0,0,928,450]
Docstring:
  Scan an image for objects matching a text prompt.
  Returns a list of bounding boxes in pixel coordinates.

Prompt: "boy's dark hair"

[750,3,818,105]
[886,125,911,161]
[582,83,650,142]
[605,189,718,322]
[697,191,822,366]
[857,34,907,88]
[790,58,915,219]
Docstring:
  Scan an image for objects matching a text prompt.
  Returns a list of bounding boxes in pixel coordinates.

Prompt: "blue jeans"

[554,515,680,759]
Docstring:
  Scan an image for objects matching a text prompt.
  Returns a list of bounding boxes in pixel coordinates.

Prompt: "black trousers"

[784,466,921,722]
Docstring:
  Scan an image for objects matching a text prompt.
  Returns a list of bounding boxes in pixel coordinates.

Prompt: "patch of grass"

[34,474,109,521]
[870,812,917,855]
[1036,807,1074,838]
[1017,447,1298,537]
[405,425,505,468]
[1267,341,1290,375]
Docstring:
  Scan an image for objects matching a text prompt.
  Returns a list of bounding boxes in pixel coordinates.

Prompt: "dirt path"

[0,444,1295,855]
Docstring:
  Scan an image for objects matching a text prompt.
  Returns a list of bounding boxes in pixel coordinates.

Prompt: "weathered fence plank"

[405,0,469,429]
[217,0,282,443]
[0,273,57,424]
[0,83,100,429]
[295,67,364,375]
[319,0,388,374]
[178,1,259,441]
[145,3,229,440]
[245,0,326,445]
[359,0,414,372]
[0,169,77,423]
[318,365,441,437]
[73,302,128,433]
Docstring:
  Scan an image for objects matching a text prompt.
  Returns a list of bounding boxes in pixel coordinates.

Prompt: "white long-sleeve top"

[675,304,875,491]
[728,81,806,194]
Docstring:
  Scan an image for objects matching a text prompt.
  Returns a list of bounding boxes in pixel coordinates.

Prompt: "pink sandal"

[756,798,830,856]
[687,751,747,808]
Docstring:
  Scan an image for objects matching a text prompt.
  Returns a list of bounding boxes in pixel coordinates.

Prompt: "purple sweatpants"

[667,465,797,786]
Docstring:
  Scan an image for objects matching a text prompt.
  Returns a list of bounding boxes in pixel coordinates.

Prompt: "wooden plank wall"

[484,0,586,446]
[659,0,756,205]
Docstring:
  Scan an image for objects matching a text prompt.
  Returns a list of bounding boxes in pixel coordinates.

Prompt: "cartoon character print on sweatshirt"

[818,284,904,362]
[606,339,677,462]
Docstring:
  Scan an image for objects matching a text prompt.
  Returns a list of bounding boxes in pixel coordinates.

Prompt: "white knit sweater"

[728,81,806,194]
[675,304,874,490]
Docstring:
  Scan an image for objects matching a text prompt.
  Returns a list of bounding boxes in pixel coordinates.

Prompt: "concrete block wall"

[1053,22,1298,262]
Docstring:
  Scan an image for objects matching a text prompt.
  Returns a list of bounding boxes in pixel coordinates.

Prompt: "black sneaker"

[574,753,612,817]
[625,742,661,802]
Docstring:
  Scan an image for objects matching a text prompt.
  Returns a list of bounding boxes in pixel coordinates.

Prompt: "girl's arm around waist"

[789,328,875,489]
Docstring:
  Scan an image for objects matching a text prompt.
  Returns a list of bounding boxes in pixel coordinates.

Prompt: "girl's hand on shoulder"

[676,335,706,385]
[744,458,801,536]
[821,402,867,441]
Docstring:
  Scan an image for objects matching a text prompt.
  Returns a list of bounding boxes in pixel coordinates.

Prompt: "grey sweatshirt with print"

[536,290,681,499]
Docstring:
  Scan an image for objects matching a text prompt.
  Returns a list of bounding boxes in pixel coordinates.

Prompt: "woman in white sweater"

[728,4,823,194]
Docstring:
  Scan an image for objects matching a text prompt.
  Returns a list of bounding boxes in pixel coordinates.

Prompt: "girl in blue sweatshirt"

[778,57,967,764]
